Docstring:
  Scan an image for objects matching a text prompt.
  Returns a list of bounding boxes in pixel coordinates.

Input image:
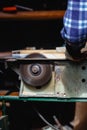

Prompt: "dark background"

[7,101,75,130]
[0,0,67,51]
[0,19,64,51]
[0,0,67,11]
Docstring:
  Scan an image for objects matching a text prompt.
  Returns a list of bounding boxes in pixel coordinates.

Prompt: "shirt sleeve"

[61,0,87,46]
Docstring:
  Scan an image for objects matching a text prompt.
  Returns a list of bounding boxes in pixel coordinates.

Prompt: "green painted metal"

[0,96,87,102]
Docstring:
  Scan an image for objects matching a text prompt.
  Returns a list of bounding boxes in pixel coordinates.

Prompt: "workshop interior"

[0,0,85,130]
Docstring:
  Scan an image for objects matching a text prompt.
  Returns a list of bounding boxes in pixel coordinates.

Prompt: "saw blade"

[20,53,52,87]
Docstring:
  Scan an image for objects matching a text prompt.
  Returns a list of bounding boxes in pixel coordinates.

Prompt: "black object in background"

[0,115,9,130]
[0,19,64,51]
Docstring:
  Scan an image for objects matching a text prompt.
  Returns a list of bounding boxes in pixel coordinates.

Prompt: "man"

[61,0,87,130]
[61,0,87,60]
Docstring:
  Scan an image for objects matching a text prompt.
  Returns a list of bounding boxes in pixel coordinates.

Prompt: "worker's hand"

[65,49,87,61]
[65,43,87,61]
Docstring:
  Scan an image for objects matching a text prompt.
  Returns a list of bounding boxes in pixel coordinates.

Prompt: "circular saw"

[20,53,52,87]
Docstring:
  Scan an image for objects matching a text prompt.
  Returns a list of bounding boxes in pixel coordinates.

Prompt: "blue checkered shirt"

[61,0,87,45]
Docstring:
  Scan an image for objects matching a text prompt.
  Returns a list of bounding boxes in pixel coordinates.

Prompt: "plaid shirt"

[61,0,87,45]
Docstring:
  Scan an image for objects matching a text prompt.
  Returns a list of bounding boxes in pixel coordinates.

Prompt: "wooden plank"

[0,10,65,20]
[0,90,19,96]
[12,47,66,61]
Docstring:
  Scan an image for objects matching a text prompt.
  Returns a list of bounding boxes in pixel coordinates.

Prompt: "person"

[61,0,87,130]
[61,0,87,60]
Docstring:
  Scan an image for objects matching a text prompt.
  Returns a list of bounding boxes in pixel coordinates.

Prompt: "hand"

[65,49,87,61]
[65,44,87,61]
